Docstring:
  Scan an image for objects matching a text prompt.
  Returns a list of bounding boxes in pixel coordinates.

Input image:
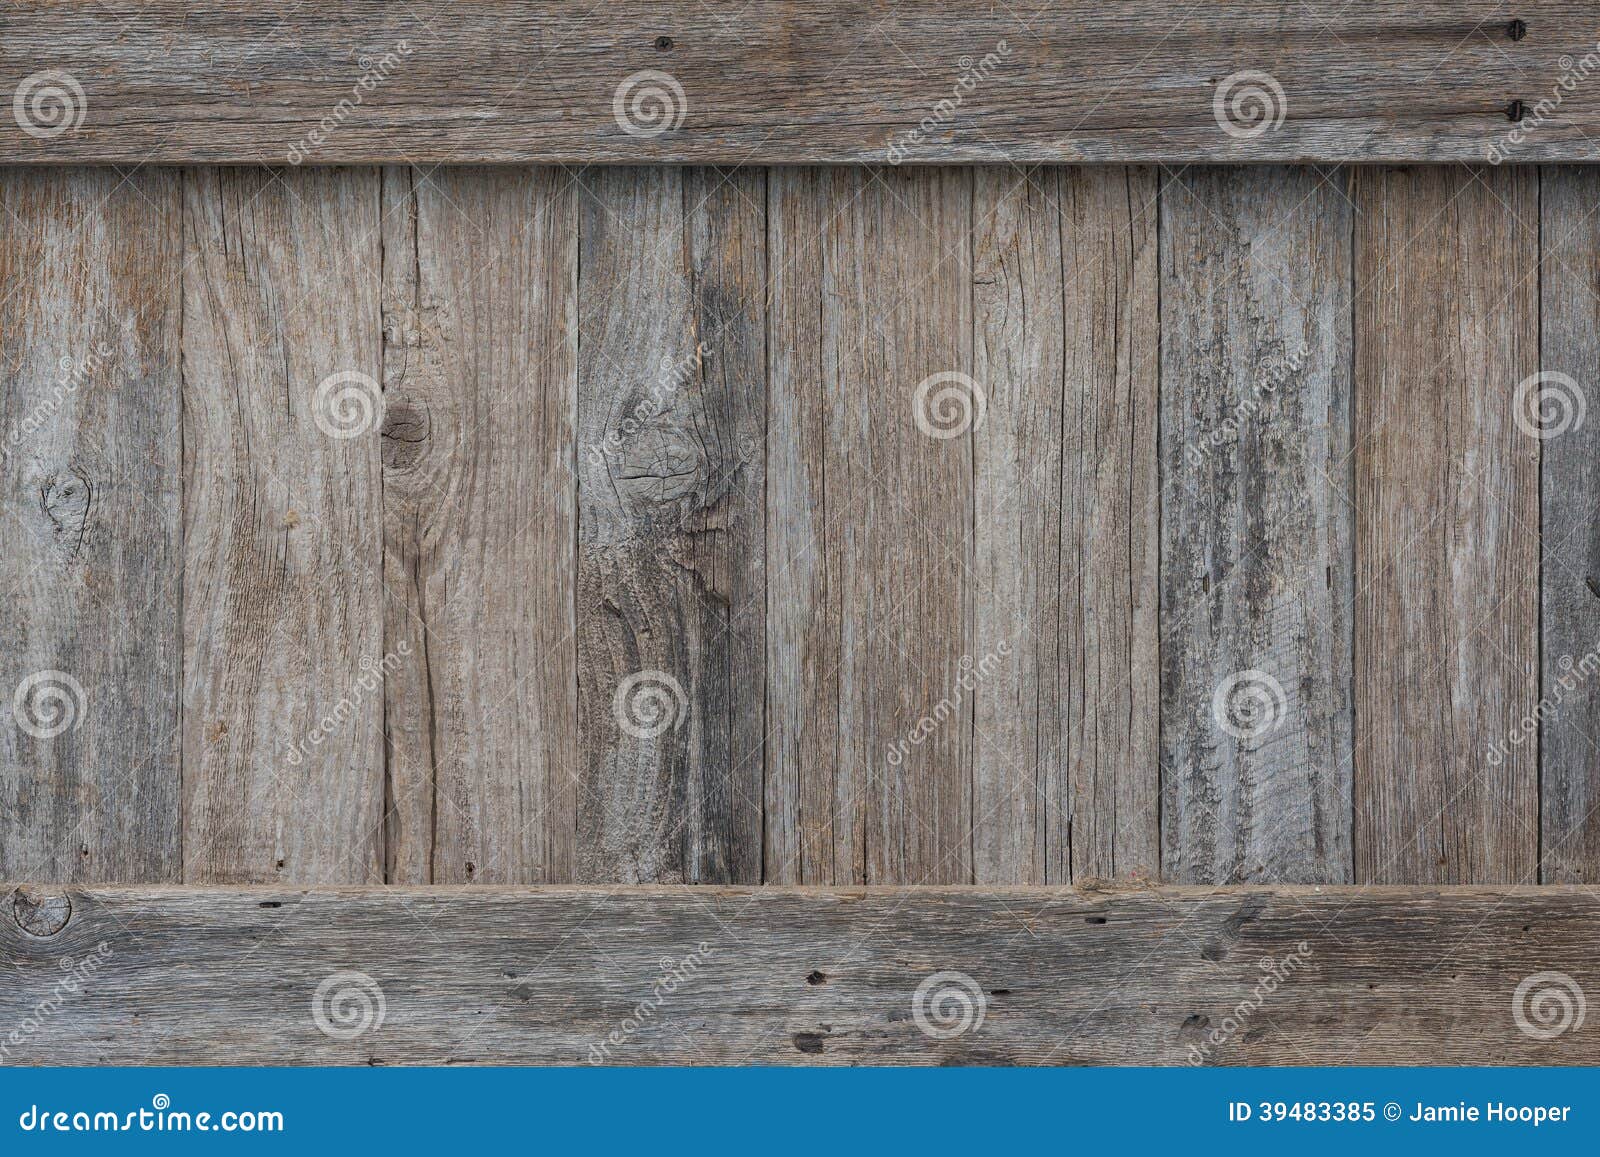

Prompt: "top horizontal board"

[0,2,1594,164]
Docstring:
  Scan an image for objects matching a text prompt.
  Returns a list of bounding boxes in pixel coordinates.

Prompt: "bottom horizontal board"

[1,885,1595,1065]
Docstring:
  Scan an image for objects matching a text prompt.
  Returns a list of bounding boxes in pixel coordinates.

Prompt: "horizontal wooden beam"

[0,3,1594,163]
[3,884,1597,1064]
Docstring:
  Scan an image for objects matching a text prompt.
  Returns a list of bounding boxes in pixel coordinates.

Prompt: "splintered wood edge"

[0,2,1596,163]
[1,884,1595,1065]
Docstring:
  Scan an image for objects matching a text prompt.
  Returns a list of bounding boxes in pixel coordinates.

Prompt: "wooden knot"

[39,468,91,553]
[379,399,431,473]
[12,886,71,938]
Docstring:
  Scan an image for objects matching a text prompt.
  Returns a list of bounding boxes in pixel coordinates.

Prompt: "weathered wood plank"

[0,169,182,883]
[0,3,1589,163]
[1353,166,1540,884]
[4,883,1598,1065]
[181,168,386,884]
[378,167,579,884]
[763,167,839,884]
[969,167,1159,884]
[575,167,765,884]
[1537,166,1600,883]
[767,167,974,885]
[1161,167,1354,884]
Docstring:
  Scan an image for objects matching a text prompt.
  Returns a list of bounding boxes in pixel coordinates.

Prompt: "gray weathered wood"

[766,167,975,885]
[0,3,1591,164]
[378,167,579,884]
[181,168,386,884]
[575,167,765,884]
[763,167,852,885]
[1537,166,1600,882]
[0,168,182,883]
[970,167,1159,884]
[4,883,1599,1064]
[1161,167,1354,884]
[1353,166,1540,884]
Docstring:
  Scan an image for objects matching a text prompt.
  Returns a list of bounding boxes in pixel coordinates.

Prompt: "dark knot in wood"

[12,887,71,937]
[39,468,91,553]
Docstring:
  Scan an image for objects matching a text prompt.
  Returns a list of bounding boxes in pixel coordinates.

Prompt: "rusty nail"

[1506,99,1526,122]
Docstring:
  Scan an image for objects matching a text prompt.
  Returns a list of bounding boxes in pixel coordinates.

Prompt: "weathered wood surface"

[766,168,977,885]
[1352,166,1540,884]
[0,162,1579,891]
[0,169,182,883]
[575,168,765,884]
[379,167,579,885]
[1160,167,1354,884]
[4,883,1598,1065]
[969,167,1161,883]
[0,3,1593,163]
[181,167,387,884]
[1538,167,1600,883]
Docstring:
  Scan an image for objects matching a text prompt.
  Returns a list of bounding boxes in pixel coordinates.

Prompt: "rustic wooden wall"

[0,164,1585,889]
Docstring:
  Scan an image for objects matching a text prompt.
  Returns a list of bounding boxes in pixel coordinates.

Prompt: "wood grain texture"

[575,168,765,884]
[766,167,974,885]
[5,883,1599,1065]
[0,169,182,883]
[378,167,579,884]
[0,3,1589,163]
[181,168,386,884]
[969,167,1159,884]
[1353,166,1540,884]
[1537,167,1600,883]
[1161,167,1355,885]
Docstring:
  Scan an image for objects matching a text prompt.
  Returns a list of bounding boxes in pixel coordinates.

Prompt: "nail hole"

[654,35,674,51]
[805,970,827,985]
[1506,99,1526,122]
[1508,19,1528,41]
[1085,915,1108,925]
[259,901,282,908]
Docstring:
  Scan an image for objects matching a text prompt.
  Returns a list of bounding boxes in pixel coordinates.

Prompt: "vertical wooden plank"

[575,167,765,884]
[1536,167,1600,882]
[767,167,974,885]
[969,167,1159,884]
[379,167,579,885]
[764,167,836,884]
[1060,167,1162,883]
[1353,165,1539,884]
[181,167,386,884]
[1161,166,1354,885]
[0,168,182,883]
[970,168,1058,884]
